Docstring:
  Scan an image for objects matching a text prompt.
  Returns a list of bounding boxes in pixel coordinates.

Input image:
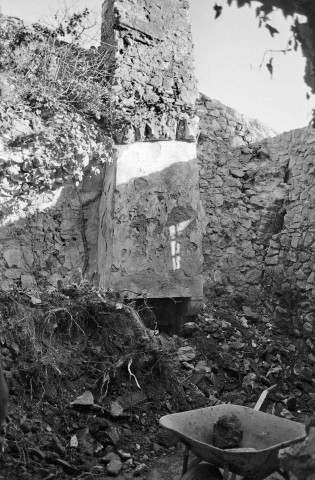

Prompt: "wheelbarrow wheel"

[182,463,223,480]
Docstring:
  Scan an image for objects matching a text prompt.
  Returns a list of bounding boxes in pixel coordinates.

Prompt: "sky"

[0,0,312,133]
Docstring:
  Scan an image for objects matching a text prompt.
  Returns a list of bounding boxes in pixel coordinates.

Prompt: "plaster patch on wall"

[116,141,197,185]
[99,141,204,301]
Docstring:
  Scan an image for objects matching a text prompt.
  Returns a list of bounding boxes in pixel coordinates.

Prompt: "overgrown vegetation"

[0,9,112,120]
[0,10,114,211]
[0,284,188,478]
[0,285,180,402]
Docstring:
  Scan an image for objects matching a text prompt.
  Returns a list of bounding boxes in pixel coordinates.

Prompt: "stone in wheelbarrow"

[212,414,243,449]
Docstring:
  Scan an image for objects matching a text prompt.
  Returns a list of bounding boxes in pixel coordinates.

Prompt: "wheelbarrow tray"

[159,404,306,480]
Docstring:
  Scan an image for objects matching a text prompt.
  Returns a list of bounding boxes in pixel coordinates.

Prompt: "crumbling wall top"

[101,0,198,143]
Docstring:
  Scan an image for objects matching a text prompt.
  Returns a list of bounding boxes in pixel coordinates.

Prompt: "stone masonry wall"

[98,0,204,310]
[198,93,315,340]
[197,94,277,304]
[2,0,315,343]
[0,102,112,291]
[101,0,198,143]
[262,127,315,338]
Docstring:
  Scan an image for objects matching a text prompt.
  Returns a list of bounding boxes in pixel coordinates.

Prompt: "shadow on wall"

[0,172,103,291]
[0,152,204,313]
[99,154,205,301]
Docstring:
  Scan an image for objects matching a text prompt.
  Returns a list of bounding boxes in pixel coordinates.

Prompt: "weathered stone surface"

[1,0,315,338]
[177,346,196,362]
[0,103,109,291]
[106,458,123,476]
[3,249,24,268]
[197,91,315,331]
[20,274,37,289]
[102,452,121,464]
[156,429,179,448]
[182,322,198,337]
[70,391,94,406]
[99,141,204,301]
[101,0,198,143]
[133,463,148,476]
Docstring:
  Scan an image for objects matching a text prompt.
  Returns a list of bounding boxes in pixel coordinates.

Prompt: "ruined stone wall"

[101,0,198,143]
[0,0,203,313]
[197,94,277,304]
[198,93,315,338]
[262,127,315,337]
[98,0,204,309]
[0,103,111,291]
[3,0,315,340]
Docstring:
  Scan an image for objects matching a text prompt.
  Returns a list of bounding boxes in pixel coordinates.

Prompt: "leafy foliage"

[266,57,273,77]
[214,4,223,19]
[0,285,163,398]
[227,0,311,18]
[265,23,280,37]
[214,1,304,82]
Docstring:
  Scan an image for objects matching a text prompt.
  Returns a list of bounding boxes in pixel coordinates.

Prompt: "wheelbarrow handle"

[254,384,277,411]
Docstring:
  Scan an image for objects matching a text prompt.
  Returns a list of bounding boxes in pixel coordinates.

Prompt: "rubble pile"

[176,306,315,418]
[0,290,314,479]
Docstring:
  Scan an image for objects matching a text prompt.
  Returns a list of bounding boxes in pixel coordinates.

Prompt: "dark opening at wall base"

[135,297,203,335]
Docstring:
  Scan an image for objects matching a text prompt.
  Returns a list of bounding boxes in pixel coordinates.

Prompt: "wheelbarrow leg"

[223,464,229,480]
[276,469,290,480]
[182,444,203,476]
[182,463,223,480]
[182,444,190,476]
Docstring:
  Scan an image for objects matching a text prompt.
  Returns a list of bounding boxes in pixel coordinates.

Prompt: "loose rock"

[133,463,147,476]
[107,458,123,476]
[156,429,178,448]
[213,414,243,449]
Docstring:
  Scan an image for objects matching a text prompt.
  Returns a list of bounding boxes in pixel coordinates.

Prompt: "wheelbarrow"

[159,387,306,480]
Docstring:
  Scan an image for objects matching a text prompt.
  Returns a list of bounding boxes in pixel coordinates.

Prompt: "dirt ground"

[0,288,313,479]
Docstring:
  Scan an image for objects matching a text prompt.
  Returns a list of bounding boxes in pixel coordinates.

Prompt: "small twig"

[127,359,141,389]
[252,47,293,72]
[100,370,110,400]
[42,474,56,480]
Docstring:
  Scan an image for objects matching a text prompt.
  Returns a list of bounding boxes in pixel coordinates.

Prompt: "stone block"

[3,249,24,268]
[229,168,244,178]
[209,109,220,117]
[231,136,245,148]
[210,119,221,132]
[291,236,300,249]
[242,249,255,259]
[21,274,37,289]
[265,256,278,265]
[226,177,242,187]
[303,232,314,248]
[1,279,13,291]
[245,269,262,284]
[4,269,21,279]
